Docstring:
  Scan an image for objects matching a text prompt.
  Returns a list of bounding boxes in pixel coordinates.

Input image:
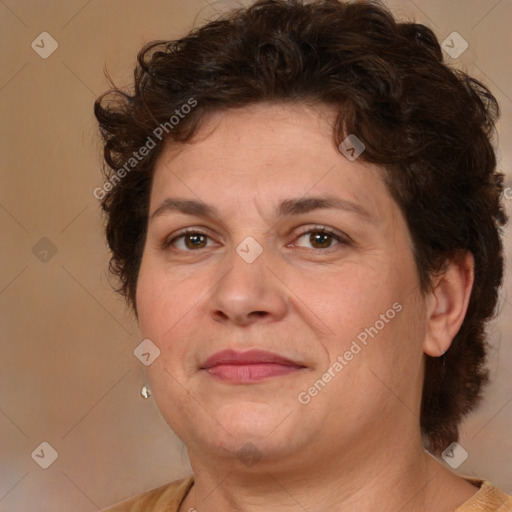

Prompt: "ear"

[423,252,474,357]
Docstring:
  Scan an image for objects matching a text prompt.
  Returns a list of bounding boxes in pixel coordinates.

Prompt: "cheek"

[302,258,421,376]
[136,272,166,339]
[136,265,203,398]
[135,261,217,386]
[297,264,400,336]
[136,262,201,338]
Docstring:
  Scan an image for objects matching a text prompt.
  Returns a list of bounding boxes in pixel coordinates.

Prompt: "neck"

[179,428,476,512]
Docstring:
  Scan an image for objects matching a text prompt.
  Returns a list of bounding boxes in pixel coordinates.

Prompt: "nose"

[209,242,289,326]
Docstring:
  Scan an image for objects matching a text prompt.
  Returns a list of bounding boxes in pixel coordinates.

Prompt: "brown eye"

[309,231,333,248]
[184,233,208,249]
[166,231,216,251]
[293,228,344,251]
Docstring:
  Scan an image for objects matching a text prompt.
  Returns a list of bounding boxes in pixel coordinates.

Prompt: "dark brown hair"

[94,0,507,455]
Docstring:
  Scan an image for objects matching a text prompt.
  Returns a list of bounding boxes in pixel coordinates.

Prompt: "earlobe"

[423,252,474,357]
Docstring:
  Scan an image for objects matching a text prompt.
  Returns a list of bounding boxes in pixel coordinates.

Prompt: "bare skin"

[136,102,478,511]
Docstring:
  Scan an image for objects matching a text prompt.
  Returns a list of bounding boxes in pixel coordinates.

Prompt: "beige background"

[0,0,511,510]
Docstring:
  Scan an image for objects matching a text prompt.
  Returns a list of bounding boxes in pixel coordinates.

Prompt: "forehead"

[150,102,392,221]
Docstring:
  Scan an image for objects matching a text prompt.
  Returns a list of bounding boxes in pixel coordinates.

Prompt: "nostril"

[213,310,230,321]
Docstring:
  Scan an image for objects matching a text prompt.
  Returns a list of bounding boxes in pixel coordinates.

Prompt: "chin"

[205,403,294,453]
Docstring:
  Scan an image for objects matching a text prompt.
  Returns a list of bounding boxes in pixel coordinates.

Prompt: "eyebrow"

[150,195,372,221]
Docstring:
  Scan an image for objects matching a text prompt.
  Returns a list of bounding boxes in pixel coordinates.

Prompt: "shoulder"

[102,475,194,512]
[456,478,512,511]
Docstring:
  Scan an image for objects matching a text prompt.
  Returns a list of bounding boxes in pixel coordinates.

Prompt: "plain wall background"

[0,0,511,510]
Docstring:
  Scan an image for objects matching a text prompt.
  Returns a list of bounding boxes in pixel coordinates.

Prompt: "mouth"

[200,349,307,383]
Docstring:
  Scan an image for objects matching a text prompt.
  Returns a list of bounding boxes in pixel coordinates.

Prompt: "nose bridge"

[209,237,287,324]
[219,238,269,302]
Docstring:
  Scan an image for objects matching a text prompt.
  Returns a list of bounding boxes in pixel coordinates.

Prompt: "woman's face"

[136,103,428,470]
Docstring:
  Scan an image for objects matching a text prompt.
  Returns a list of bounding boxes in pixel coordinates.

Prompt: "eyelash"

[163,226,350,253]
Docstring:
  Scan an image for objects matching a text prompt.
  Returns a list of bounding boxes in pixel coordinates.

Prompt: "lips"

[201,349,303,368]
[200,349,306,383]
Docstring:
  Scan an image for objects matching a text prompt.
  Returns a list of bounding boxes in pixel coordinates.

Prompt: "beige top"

[103,475,512,511]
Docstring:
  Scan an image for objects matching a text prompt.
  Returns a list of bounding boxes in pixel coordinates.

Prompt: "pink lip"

[200,349,306,383]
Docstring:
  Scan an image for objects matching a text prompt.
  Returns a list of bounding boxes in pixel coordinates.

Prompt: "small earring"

[141,384,152,399]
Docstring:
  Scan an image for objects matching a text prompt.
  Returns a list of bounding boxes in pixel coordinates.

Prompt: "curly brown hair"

[94,0,507,455]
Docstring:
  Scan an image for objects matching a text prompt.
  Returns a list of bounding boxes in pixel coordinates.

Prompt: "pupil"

[186,234,206,249]
[311,232,330,248]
